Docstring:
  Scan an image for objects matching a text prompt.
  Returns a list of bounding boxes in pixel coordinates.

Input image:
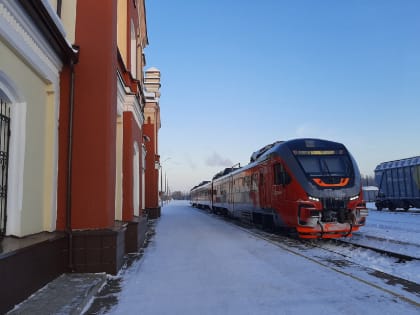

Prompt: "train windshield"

[293,149,354,186]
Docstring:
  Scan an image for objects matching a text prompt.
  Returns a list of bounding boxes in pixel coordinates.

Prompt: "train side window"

[274,163,291,185]
[251,173,258,190]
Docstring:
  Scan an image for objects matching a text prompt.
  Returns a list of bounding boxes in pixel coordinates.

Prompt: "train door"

[211,182,214,210]
[272,162,291,209]
[259,165,271,208]
[228,175,235,213]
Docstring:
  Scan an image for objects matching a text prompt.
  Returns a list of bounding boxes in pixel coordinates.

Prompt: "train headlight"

[308,195,320,202]
[349,195,359,201]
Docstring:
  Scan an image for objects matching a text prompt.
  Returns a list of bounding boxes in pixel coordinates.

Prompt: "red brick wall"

[70,0,118,229]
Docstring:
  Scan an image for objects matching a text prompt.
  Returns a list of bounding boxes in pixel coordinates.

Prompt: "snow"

[360,203,420,246]
[339,202,420,284]
[107,201,420,315]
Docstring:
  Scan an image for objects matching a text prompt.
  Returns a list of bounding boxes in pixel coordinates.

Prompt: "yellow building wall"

[117,0,128,65]
[0,40,58,236]
[48,0,77,44]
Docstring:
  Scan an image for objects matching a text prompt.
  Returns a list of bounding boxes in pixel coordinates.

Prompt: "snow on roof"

[146,67,160,72]
[363,186,379,191]
[375,156,420,171]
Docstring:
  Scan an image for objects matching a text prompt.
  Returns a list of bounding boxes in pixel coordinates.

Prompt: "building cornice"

[17,0,78,64]
[117,49,145,105]
[0,0,77,83]
[117,71,144,127]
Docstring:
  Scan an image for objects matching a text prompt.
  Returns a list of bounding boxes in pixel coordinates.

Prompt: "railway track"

[195,208,420,308]
[336,238,420,262]
[243,227,420,308]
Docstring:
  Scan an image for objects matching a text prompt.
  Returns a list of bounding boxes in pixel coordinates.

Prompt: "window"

[274,163,291,185]
[297,155,352,177]
[130,20,137,78]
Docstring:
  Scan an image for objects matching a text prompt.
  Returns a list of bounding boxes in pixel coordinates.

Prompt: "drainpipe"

[66,50,77,271]
[56,0,62,17]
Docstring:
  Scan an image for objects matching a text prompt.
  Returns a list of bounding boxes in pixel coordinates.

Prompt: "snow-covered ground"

[332,202,420,283]
[105,200,419,315]
[357,202,420,250]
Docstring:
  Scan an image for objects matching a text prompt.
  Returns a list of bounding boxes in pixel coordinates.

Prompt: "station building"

[0,0,161,312]
[144,67,162,218]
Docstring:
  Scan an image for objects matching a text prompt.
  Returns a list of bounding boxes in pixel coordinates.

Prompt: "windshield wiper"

[321,159,331,177]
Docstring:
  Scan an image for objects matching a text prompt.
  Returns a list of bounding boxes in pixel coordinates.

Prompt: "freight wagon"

[374,156,420,211]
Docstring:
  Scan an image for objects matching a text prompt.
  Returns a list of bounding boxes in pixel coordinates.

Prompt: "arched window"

[0,71,26,236]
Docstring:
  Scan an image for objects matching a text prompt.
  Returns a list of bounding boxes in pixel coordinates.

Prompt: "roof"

[146,67,160,72]
[375,156,420,171]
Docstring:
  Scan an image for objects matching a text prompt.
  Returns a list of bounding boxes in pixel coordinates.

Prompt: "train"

[191,138,368,239]
[374,156,420,211]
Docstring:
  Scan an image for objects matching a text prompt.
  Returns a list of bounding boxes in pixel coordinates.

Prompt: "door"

[258,166,271,209]
[272,163,287,205]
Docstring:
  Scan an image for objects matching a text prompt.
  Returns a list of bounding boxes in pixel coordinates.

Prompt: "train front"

[285,139,368,239]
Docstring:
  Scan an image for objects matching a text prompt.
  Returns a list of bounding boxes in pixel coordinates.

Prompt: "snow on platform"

[108,201,419,315]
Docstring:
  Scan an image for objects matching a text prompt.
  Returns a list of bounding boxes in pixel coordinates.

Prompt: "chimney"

[144,67,161,99]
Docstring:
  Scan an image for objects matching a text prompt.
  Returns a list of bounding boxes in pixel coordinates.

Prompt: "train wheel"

[388,203,396,211]
[287,228,299,239]
[262,215,274,232]
[403,202,410,211]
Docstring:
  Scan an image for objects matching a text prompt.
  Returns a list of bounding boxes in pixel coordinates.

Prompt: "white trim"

[0,71,24,102]
[116,73,125,117]
[133,142,140,216]
[142,144,146,211]
[117,72,144,126]
[125,94,144,126]
[0,70,26,235]
[6,102,26,236]
[0,71,26,236]
[115,117,123,221]
[0,1,62,82]
[46,83,59,232]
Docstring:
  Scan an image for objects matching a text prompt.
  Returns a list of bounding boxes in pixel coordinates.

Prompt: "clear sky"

[144,0,420,193]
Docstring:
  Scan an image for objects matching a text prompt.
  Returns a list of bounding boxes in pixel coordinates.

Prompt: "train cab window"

[274,163,291,185]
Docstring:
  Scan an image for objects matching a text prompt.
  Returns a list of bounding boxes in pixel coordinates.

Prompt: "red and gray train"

[190,138,368,239]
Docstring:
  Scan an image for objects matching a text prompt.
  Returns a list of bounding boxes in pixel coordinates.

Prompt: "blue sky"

[145,0,420,192]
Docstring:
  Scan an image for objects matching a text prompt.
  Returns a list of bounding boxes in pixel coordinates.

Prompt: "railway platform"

[9,200,419,314]
[7,273,106,314]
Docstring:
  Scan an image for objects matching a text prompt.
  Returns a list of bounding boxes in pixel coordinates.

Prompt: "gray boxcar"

[374,156,420,211]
